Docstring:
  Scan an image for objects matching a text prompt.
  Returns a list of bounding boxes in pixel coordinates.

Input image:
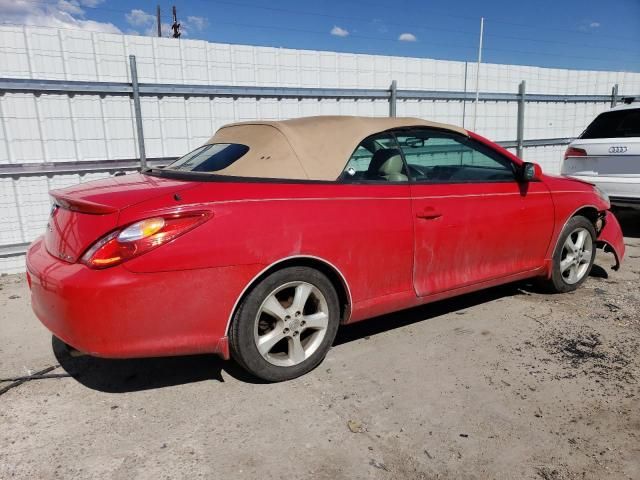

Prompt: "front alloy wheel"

[559,227,593,285]
[544,215,597,293]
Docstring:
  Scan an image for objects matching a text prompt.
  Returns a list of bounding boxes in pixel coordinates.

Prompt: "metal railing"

[0,54,627,179]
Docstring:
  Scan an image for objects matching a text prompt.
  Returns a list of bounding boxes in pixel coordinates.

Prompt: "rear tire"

[542,215,596,293]
[229,266,340,382]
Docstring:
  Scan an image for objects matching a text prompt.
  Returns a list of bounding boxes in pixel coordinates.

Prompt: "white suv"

[561,99,640,209]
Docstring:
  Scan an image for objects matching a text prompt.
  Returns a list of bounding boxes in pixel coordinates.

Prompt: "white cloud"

[80,0,106,6]
[0,0,121,34]
[398,32,417,42]
[125,8,167,37]
[0,0,206,38]
[125,9,155,28]
[330,25,349,37]
[57,0,84,16]
[187,15,207,31]
[578,20,602,32]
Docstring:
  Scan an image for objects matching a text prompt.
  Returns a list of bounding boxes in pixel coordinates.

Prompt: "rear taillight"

[564,147,587,161]
[82,211,210,269]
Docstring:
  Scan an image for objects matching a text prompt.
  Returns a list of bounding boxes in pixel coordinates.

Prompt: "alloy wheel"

[253,281,329,367]
[560,227,593,285]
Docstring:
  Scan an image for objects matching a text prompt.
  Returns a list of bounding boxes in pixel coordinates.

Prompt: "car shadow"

[589,264,608,279]
[613,207,640,239]
[54,283,528,393]
[334,283,523,346]
[52,336,263,392]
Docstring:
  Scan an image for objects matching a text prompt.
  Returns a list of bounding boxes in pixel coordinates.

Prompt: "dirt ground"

[1,209,639,480]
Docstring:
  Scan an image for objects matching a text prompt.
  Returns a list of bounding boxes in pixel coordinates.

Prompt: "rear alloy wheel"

[229,267,340,382]
[544,215,597,293]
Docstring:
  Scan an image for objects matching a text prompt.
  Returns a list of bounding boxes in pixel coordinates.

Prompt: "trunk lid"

[45,173,197,263]
[562,137,640,177]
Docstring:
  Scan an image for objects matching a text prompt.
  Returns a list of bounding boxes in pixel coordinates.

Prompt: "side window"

[341,134,408,183]
[396,130,516,183]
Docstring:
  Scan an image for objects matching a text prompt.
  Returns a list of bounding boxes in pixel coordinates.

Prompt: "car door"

[336,132,415,304]
[395,128,554,297]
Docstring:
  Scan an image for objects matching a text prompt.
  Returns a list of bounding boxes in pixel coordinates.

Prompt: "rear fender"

[597,211,625,270]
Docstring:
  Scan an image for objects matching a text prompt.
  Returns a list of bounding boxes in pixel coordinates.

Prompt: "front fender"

[597,211,625,270]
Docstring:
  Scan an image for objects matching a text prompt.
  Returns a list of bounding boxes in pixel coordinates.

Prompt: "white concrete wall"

[1,25,639,273]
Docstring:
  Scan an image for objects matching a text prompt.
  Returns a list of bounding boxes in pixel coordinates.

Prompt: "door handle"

[416,208,443,220]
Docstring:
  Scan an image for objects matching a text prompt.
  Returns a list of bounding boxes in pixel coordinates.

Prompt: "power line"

[1,19,635,69]
[265,0,640,43]
[189,0,640,55]
[487,18,640,43]
[196,20,478,52]
[485,33,640,56]
[153,0,481,40]
[199,20,639,66]
[14,0,136,16]
[336,0,640,43]
[14,0,640,50]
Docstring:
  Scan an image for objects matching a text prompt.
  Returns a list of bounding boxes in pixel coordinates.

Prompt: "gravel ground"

[1,209,639,480]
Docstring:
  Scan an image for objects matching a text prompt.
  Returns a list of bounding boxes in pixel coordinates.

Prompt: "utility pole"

[171,5,181,38]
[156,5,162,37]
[472,16,484,131]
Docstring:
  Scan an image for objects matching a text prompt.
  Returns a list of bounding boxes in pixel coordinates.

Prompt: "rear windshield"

[581,109,640,139]
[165,143,249,172]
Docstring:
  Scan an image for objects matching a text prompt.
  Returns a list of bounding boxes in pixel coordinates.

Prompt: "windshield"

[165,143,250,172]
[581,109,640,139]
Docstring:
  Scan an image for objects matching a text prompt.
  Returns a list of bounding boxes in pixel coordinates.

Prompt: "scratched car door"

[397,129,554,297]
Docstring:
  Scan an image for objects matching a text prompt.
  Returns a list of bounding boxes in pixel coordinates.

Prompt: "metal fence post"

[389,80,397,117]
[516,80,526,159]
[129,55,147,170]
[611,83,619,108]
[462,61,468,127]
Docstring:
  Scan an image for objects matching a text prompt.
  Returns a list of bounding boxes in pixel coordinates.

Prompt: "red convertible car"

[27,116,625,381]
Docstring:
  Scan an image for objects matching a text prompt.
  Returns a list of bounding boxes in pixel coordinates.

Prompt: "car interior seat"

[366,148,408,182]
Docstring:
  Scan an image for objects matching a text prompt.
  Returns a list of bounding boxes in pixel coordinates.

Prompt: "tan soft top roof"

[205,115,468,181]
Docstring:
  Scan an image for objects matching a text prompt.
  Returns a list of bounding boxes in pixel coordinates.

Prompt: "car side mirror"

[521,162,542,182]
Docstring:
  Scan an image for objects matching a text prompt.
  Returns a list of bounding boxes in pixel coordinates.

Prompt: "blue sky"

[4,0,640,72]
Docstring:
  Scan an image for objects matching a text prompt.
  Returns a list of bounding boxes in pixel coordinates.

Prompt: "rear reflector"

[564,147,587,161]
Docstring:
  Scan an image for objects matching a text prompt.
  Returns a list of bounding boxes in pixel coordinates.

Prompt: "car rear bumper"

[597,211,626,270]
[26,237,260,359]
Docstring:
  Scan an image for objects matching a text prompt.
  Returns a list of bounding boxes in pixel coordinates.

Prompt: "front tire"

[229,266,340,382]
[544,215,596,293]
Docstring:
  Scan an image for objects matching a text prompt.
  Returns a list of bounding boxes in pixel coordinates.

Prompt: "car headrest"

[379,155,404,175]
[367,148,403,175]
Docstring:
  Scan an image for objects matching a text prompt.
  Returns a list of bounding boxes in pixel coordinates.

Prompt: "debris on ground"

[347,419,366,433]
[369,459,389,471]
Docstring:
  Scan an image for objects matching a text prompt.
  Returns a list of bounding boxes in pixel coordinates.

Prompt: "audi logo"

[609,146,628,154]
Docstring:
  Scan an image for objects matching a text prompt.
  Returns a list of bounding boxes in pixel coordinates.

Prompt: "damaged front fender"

[596,211,625,270]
